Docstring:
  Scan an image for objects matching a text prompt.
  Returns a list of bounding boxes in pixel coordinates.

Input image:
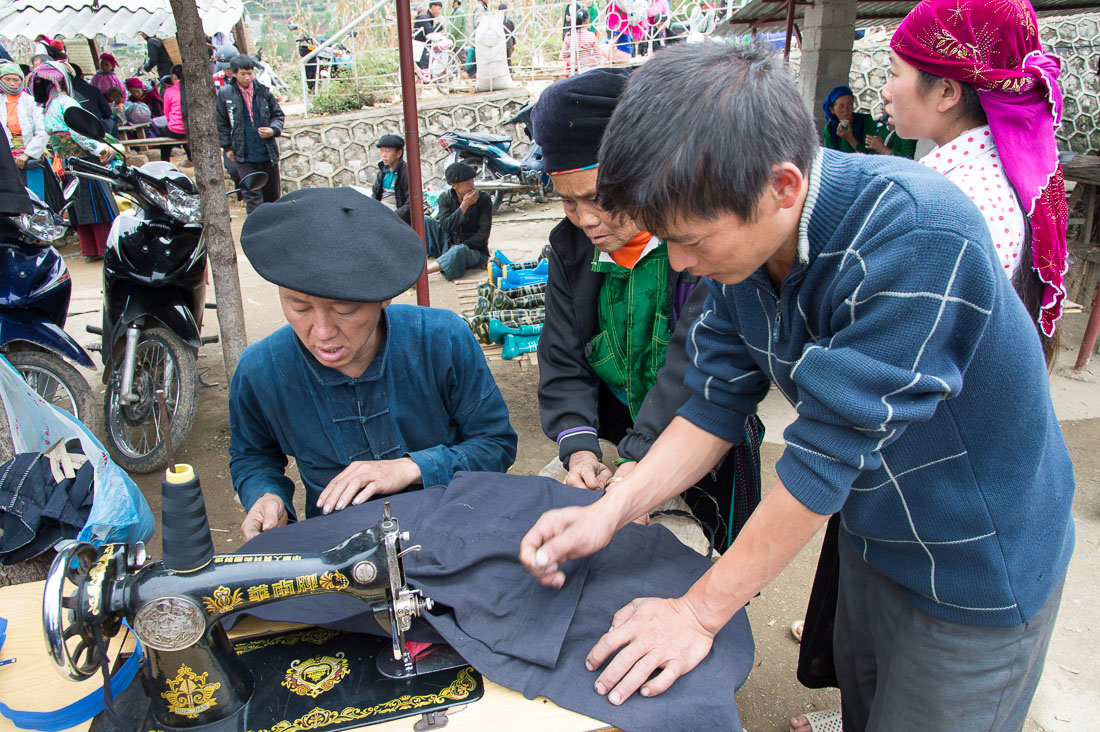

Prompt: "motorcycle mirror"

[63,106,106,141]
[63,177,80,200]
[229,171,269,196]
[288,22,300,30]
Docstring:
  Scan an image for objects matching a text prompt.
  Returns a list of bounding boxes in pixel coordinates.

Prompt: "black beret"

[377,133,404,148]
[240,188,425,303]
[531,67,631,174]
[445,162,476,183]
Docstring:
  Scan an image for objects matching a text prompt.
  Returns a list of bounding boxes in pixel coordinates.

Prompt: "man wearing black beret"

[425,161,494,280]
[530,68,763,550]
[229,187,518,540]
[370,133,411,222]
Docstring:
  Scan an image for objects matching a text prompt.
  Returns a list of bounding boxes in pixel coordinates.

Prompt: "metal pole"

[783,0,796,63]
[570,3,579,76]
[1074,284,1100,370]
[396,0,431,307]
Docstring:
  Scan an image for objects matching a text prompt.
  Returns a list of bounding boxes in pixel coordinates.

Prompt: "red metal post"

[783,0,796,63]
[395,0,430,306]
[1074,284,1100,370]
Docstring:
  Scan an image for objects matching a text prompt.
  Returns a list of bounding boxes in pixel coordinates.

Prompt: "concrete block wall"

[279,88,531,192]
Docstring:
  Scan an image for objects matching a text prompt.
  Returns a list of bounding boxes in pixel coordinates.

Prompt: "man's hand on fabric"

[225,150,235,162]
[257,126,275,139]
[318,457,421,514]
[564,450,612,489]
[586,596,715,705]
[241,492,289,541]
[518,501,618,588]
[14,154,27,169]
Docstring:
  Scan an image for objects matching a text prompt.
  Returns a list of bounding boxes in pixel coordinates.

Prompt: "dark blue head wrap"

[822,85,854,122]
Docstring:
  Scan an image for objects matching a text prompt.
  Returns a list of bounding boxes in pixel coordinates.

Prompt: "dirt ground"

[53,194,1100,731]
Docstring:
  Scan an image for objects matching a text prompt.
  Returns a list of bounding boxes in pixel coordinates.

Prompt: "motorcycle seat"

[456,131,513,147]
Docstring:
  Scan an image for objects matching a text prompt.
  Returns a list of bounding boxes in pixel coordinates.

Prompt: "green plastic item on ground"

[502,333,540,360]
[489,319,543,343]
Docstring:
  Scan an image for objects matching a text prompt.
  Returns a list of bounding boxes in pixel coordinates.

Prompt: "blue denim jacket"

[229,305,518,518]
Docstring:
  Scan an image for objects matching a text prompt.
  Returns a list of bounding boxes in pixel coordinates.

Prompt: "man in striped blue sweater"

[519,42,1074,730]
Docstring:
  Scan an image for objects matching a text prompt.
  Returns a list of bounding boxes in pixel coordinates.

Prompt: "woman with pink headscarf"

[883,0,1067,362]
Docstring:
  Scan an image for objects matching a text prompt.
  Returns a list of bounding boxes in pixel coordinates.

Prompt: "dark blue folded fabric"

[232,472,754,732]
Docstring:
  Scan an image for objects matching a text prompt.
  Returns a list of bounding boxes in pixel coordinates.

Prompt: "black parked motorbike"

[63,107,266,472]
[0,186,97,429]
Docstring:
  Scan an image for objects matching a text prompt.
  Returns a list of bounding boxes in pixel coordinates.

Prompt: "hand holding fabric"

[317,457,421,514]
[257,126,274,139]
[519,501,617,588]
[241,492,289,540]
[564,449,612,489]
[586,596,715,704]
[864,135,888,154]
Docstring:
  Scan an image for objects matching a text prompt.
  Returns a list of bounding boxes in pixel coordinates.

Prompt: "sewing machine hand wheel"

[43,542,107,681]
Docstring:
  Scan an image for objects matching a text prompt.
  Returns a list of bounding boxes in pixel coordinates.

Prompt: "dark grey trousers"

[236,159,281,214]
[834,535,1063,732]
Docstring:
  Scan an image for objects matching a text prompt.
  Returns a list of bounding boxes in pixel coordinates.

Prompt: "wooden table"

[1061,152,1100,369]
[0,581,617,732]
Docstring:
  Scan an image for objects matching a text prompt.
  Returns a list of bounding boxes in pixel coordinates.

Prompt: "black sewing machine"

[41,464,482,732]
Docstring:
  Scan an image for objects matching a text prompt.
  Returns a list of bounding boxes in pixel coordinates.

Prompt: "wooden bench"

[117,136,178,149]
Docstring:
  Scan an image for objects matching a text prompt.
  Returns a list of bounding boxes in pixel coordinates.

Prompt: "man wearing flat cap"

[425,161,494,280]
[370,133,411,222]
[530,68,763,550]
[229,188,518,540]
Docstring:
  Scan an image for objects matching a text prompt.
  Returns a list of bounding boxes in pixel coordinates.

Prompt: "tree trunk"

[168,0,248,377]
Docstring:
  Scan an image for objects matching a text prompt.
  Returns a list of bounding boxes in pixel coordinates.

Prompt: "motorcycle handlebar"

[67,157,117,178]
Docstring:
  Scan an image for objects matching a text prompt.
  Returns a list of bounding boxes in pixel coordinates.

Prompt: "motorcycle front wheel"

[7,350,97,435]
[103,327,198,474]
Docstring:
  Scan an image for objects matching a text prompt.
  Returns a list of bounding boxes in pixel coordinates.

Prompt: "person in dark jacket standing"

[426,162,493,280]
[215,55,284,213]
[68,63,117,136]
[529,68,763,550]
[140,32,174,79]
[370,133,411,222]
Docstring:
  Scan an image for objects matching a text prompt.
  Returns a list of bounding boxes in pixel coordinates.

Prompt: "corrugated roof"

[723,0,1100,29]
[0,0,244,40]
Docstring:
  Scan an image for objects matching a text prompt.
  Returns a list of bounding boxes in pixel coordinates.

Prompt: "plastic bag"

[0,355,154,545]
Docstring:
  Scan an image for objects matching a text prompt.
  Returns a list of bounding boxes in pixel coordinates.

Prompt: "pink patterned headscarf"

[892,0,1067,337]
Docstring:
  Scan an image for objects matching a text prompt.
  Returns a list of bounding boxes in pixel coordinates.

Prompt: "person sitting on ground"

[821,85,912,156]
[519,40,1073,732]
[90,53,124,97]
[371,133,411,221]
[426,161,493,280]
[530,68,763,548]
[231,187,517,540]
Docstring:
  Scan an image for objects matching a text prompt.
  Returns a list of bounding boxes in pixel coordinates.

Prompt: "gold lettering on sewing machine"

[272,579,295,598]
[213,554,302,564]
[318,570,349,591]
[282,653,350,698]
[85,545,117,614]
[296,574,319,593]
[247,584,271,602]
[201,586,244,614]
[161,664,220,718]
